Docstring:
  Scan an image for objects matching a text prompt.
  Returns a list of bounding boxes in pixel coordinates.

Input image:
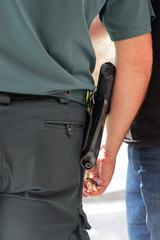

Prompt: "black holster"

[81,62,116,170]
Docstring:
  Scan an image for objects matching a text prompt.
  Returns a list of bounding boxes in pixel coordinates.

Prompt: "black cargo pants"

[0,93,91,240]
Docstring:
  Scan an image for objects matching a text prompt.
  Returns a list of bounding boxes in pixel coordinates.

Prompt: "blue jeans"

[126,146,160,240]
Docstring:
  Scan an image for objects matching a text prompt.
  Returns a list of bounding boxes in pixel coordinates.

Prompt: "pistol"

[81,62,115,170]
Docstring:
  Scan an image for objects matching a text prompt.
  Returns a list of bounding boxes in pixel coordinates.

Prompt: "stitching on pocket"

[43,120,84,129]
[43,120,84,138]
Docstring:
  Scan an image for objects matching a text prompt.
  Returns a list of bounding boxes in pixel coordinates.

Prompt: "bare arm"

[89,15,108,41]
[83,33,153,197]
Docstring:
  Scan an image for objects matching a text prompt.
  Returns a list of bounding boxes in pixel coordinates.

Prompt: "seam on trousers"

[130,146,134,167]
[0,105,3,191]
[67,224,79,240]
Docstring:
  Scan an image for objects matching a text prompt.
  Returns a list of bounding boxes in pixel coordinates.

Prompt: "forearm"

[103,33,153,156]
[83,33,153,198]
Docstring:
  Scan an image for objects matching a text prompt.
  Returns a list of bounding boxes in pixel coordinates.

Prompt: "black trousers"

[0,94,90,240]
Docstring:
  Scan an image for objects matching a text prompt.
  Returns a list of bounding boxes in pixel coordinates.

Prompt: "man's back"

[0,0,154,97]
[0,0,106,95]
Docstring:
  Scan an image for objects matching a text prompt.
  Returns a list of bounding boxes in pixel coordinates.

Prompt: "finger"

[83,193,88,198]
[85,182,109,197]
[83,190,91,198]
[84,187,105,197]
[83,184,88,192]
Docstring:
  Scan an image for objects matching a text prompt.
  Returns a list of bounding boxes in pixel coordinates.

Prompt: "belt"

[53,90,87,105]
[0,90,87,105]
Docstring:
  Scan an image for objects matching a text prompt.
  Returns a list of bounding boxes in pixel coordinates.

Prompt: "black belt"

[0,90,87,105]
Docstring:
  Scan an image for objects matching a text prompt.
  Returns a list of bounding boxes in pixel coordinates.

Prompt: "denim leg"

[126,146,150,240]
[137,148,160,240]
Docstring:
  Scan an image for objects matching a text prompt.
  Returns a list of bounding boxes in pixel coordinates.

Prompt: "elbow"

[141,49,153,84]
[116,32,153,82]
[134,34,153,83]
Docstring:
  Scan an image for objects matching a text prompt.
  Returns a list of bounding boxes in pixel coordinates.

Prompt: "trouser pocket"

[68,208,91,240]
[1,99,86,193]
[44,120,84,138]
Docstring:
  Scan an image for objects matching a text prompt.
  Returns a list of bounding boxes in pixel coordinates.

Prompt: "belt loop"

[57,98,70,104]
[0,93,10,105]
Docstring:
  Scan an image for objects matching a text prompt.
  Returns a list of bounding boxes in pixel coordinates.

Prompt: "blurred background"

[83,36,129,240]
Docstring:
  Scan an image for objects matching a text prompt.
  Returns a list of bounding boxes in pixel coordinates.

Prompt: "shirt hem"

[108,24,152,42]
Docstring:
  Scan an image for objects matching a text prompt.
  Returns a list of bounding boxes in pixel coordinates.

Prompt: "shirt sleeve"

[99,0,155,41]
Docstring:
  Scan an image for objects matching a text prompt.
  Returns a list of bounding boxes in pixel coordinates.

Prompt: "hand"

[83,146,116,198]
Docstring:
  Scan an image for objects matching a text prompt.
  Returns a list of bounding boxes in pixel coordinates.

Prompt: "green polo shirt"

[0,0,154,99]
